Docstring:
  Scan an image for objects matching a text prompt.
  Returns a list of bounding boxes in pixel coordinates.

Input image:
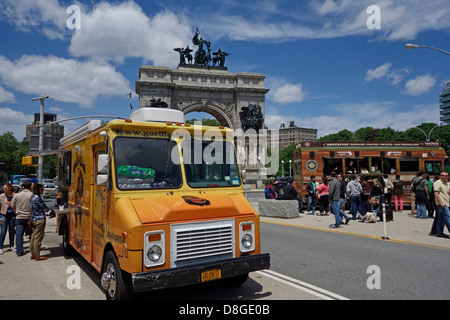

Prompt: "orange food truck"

[293,141,447,204]
[56,108,270,299]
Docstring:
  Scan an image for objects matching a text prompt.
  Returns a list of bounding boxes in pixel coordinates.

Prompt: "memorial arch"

[135,65,269,131]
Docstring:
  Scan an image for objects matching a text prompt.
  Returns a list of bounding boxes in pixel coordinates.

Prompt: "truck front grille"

[170,219,235,267]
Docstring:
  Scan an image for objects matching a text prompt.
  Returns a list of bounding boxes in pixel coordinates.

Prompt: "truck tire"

[101,250,134,300]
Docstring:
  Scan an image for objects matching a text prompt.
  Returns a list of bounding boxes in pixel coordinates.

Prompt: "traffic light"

[22,156,39,166]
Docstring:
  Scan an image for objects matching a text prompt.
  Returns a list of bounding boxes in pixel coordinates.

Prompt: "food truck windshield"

[113,137,241,190]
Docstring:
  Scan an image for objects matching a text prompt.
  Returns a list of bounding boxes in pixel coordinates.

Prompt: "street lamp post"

[412,125,439,142]
[31,96,49,183]
[405,44,450,56]
[289,159,292,177]
[281,160,284,177]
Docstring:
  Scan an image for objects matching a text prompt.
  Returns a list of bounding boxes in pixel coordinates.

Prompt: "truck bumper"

[131,253,270,293]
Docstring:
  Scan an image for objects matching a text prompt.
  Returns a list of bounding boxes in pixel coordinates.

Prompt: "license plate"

[201,269,222,282]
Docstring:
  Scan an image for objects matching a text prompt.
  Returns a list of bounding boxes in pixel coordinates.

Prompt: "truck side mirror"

[98,154,109,174]
[97,174,108,186]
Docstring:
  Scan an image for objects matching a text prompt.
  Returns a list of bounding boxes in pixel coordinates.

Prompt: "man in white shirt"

[433,172,450,238]
[11,180,33,256]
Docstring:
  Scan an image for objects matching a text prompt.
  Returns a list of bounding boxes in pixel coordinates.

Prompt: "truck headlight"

[241,234,253,249]
[147,245,162,262]
[144,231,165,267]
[239,222,255,252]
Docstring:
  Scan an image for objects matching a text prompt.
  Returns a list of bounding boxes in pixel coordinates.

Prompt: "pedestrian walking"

[392,174,404,212]
[30,183,48,261]
[413,171,428,219]
[329,171,349,228]
[0,183,17,254]
[432,172,450,238]
[346,174,363,219]
[11,180,33,256]
[306,176,316,215]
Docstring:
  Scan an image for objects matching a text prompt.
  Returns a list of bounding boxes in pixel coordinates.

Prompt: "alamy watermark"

[366,265,381,290]
[366,5,381,30]
[66,265,81,290]
[66,5,81,30]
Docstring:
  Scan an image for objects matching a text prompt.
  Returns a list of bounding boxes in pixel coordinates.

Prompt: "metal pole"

[381,201,389,240]
[32,96,49,182]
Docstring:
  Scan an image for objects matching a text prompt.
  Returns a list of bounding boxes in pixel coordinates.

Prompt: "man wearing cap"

[11,180,33,256]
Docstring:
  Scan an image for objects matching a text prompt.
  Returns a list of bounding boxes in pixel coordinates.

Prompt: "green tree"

[185,118,221,126]
[354,127,373,141]
[276,144,296,176]
[376,127,396,141]
[0,132,33,178]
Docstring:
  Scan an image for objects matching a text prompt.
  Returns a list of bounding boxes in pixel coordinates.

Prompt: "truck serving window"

[182,140,241,188]
[114,137,182,190]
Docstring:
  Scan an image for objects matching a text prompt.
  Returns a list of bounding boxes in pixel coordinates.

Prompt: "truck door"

[92,144,108,271]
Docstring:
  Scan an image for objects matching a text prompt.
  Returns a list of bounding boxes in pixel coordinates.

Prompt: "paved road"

[261,222,450,300]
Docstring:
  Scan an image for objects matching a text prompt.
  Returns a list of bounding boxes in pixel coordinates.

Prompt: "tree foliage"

[318,123,450,154]
[185,118,221,127]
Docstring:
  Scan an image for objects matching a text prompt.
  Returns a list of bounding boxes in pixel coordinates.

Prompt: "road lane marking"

[261,219,450,252]
[257,269,349,300]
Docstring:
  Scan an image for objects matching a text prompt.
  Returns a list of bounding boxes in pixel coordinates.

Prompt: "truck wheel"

[101,250,134,300]
[62,222,75,256]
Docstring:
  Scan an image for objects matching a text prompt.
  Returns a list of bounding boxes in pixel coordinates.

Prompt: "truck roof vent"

[130,108,185,123]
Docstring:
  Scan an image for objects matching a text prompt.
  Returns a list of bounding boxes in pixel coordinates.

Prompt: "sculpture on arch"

[175,28,230,67]
[239,103,264,132]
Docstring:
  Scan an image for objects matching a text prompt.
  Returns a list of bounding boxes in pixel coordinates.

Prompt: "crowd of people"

[0,180,54,260]
[264,170,450,237]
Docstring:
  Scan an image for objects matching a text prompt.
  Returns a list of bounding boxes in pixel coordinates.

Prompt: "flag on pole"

[128,92,132,111]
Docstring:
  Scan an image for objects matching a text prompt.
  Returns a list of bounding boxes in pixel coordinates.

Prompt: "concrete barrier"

[258,199,299,218]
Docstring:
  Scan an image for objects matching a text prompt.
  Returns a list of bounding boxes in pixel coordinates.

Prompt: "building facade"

[269,121,318,150]
[24,113,64,151]
[440,80,450,126]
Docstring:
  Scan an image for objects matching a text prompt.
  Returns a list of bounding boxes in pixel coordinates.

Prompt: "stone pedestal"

[258,199,299,218]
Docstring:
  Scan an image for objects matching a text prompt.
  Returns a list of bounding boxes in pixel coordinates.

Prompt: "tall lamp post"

[289,159,292,177]
[412,125,439,142]
[405,43,450,56]
[281,160,284,177]
[31,95,49,182]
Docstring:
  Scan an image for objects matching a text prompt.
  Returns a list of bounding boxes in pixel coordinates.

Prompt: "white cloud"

[0,55,130,108]
[0,0,69,40]
[68,2,192,66]
[365,63,392,82]
[0,86,16,103]
[266,101,439,137]
[271,83,308,105]
[0,107,34,140]
[203,0,450,42]
[365,62,410,86]
[405,74,437,96]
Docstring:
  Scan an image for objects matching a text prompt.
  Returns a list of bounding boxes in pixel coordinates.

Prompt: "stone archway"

[135,65,269,132]
[180,101,234,128]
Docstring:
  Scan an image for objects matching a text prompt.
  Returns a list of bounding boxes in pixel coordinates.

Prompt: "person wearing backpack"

[264,181,276,199]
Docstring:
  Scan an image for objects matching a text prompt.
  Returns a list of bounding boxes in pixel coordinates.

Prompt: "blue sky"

[0,0,449,141]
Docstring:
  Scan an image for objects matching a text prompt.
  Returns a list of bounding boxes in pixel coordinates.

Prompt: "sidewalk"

[249,199,450,250]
